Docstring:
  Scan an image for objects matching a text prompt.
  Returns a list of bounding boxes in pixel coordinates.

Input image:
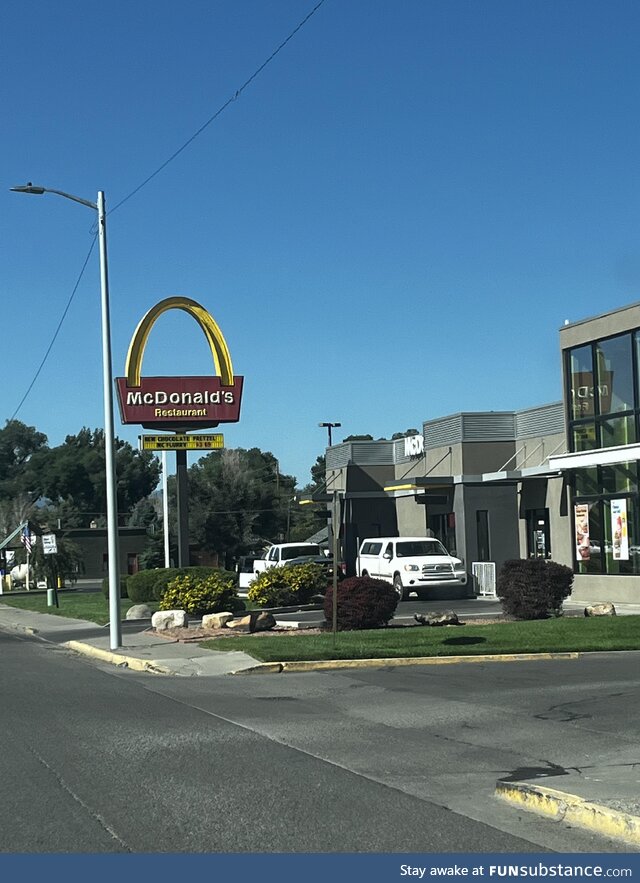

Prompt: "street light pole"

[11,183,122,649]
[318,421,341,448]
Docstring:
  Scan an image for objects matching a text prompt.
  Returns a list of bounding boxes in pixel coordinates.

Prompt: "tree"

[288,454,330,543]
[343,434,374,442]
[185,447,296,568]
[391,429,420,439]
[30,428,161,527]
[0,420,48,516]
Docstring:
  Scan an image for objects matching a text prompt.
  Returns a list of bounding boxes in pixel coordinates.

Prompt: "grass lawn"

[0,592,159,625]
[199,615,640,662]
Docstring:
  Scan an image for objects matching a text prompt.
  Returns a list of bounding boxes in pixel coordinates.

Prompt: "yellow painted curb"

[496,781,640,847]
[232,651,579,675]
[63,640,171,675]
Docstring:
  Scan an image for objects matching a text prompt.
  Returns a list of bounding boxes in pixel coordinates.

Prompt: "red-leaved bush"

[323,576,398,630]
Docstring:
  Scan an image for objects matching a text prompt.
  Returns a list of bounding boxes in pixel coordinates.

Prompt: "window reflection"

[596,334,634,415]
[569,344,595,420]
[601,415,636,448]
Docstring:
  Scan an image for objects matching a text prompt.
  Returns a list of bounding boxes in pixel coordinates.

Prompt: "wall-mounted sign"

[140,434,224,452]
[116,297,244,430]
[404,435,424,457]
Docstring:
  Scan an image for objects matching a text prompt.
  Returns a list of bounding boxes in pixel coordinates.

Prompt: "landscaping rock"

[226,615,252,632]
[125,604,153,620]
[202,612,234,629]
[584,603,617,617]
[152,610,188,630]
[251,611,276,633]
[414,610,460,627]
[225,611,277,633]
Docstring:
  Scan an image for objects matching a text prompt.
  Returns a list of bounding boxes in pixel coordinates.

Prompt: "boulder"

[584,603,617,617]
[414,610,460,627]
[225,611,277,633]
[201,612,234,629]
[251,611,276,633]
[125,604,153,621]
[226,615,252,632]
[152,610,188,630]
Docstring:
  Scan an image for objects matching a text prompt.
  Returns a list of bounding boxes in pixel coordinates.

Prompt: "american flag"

[21,524,32,554]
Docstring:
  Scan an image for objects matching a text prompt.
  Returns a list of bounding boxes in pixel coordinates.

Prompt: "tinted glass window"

[600,415,636,448]
[396,541,447,557]
[572,422,598,451]
[281,544,321,561]
[596,334,634,414]
[568,344,595,420]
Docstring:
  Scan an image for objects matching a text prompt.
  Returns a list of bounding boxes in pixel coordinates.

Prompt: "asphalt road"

[1,627,637,854]
[0,627,539,854]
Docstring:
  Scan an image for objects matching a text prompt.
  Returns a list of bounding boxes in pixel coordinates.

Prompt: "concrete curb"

[231,651,580,675]
[63,640,173,675]
[495,780,640,847]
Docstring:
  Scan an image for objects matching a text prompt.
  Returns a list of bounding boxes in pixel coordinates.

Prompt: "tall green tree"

[30,428,161,527]
[185,447,296,568]
[0,420,49,535]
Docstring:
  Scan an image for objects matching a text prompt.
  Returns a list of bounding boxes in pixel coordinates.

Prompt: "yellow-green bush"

[159,571,244,616]
[248,563,328,608]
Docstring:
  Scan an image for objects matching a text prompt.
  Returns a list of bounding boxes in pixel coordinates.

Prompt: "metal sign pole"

[332,490,339,650]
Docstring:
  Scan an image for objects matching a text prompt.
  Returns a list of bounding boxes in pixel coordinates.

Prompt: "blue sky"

[3,0,640,486]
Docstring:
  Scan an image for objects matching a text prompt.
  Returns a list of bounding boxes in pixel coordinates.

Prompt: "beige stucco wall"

[571,574,640,604]
[560,303,640,350]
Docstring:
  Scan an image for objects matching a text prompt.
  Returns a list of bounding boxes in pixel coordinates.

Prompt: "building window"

[573,484,640,576]
[596,334,634,414]
[566,329,640,581]
[566,331,636,451]
[476,511,490,561]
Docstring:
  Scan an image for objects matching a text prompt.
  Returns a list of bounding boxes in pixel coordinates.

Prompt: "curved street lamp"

[11,183,122,649]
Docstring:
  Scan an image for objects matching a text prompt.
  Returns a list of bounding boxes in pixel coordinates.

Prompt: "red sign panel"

[116,376,243,430]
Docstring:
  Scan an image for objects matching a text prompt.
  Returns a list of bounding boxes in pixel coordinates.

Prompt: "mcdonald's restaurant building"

[326,302,640,605]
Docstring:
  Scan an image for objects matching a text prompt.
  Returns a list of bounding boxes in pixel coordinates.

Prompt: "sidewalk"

[0,605,259,676]
[1,601,639,848]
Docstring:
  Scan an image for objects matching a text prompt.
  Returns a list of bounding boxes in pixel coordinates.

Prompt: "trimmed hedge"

[323,576,398,630]
[247,562,328,608]
[159,571,244,616]
[100,576,129,599]
[497,558,574,620]
[127,566,238,603]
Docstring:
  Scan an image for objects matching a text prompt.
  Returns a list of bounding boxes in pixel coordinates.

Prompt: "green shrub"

[126,569,161,602]
[497,558,574,620]
[100,575,129,599]
[159,571,244,616]
[128,566,238,603]
[248,563,328,608]
[323,576,398,630]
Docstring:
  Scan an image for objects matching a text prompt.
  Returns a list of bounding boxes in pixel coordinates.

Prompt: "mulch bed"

[149,617,514,643]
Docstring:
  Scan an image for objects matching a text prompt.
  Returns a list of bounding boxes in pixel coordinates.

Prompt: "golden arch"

[125,296,234,387]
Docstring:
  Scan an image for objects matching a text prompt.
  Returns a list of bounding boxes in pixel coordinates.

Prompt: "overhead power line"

[10,0,327,422]
[109,0,327,216]
[10,236,97,423]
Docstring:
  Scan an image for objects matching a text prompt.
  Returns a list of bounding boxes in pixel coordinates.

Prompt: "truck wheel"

[361,570,369,578]
[393,574,409,601]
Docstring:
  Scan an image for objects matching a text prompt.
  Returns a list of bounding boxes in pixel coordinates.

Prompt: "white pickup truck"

[357,536,467,601]
[252,542,323,578]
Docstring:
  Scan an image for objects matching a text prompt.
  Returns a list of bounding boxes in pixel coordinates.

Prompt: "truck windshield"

[396,541,448,557]
[281,544,321,560]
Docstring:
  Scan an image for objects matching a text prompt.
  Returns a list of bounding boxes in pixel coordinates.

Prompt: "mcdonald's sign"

[115,297,244,430]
